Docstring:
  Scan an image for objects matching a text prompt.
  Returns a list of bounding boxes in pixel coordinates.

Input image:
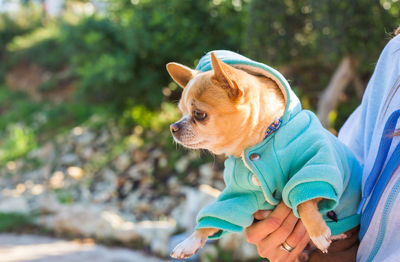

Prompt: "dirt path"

[0,233,173,262]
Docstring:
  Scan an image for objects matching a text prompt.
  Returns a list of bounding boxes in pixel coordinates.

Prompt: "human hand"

[245,202,310,262]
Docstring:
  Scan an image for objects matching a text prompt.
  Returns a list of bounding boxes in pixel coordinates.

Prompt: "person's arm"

[245,202,309,262]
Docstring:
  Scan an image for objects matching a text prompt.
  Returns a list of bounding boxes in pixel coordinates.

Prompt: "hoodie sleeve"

[280,112,347,218]
[195,185,260,239]
[195,157,266,239]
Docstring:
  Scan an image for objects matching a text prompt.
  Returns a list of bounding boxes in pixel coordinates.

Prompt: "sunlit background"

[0,0,398,261]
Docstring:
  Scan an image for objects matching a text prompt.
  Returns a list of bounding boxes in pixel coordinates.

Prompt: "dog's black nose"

[170,122,181,133]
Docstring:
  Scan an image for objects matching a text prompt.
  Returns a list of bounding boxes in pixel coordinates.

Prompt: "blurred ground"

[0,233,172,262]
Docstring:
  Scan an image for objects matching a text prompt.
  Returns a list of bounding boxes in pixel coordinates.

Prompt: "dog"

[167,51,361,259]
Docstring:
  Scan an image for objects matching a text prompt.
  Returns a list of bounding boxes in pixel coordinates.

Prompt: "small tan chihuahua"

[166,51,361,259]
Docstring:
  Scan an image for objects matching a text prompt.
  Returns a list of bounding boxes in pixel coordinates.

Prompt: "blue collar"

[264,118,282,139]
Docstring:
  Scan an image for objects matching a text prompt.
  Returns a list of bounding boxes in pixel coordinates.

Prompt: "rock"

[96,130,110,146]
[93,168,118,203]
[158,156,168,168]
[5,160,23,174]
[51,204,125,240]
[78,147,95,160]
[175,157,190,173]
[172,185,219,231]
[49,171,65,189]
[114,221,141,243]
[133,150,148,163]
[114,153,131,172]
[30,184,45,195]
[109,125,121,141]
[94,211,126,240]
[75,131,95,146]
[36,214,55,229]
[150,149,162,159]
[51,204,100,237]
[60,154,80,165]
[23,168,49,183]
[78,184,92,202]
[167,177,181,195]
[213,180,225,191]
[152,197,175,216]
[67,166,84,180]
[135,219,176,256]
[122,192,154,218]
[218,231,259,260]
[185,171,197,184]
[199,163,214,184]
[199,244,218,262]
[119,180,133,197]
[0,116,230,259]
[39,164,52,180]
[127,162,153,180]
[47,203,176,256]
[121,192,140,213]
[14,184,26,195]
[28,143,55,163]
[21,165,51,181]
[35,193,61,214]
[0,196,29,214]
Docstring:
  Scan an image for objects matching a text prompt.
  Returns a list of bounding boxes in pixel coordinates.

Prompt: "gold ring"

[280,241,294,252]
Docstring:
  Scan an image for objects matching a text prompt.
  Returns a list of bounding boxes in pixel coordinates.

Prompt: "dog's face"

[167,53,254,155]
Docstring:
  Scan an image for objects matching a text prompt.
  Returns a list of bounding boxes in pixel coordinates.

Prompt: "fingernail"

[261,210,272,218]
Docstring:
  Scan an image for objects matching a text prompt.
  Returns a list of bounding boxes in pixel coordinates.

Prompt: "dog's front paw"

[310,227,331,253]
[170,234,206,259]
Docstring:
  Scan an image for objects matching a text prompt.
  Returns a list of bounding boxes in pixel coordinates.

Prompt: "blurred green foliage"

[246,0,399,129]
[0,212,33,232]
[6,0,248,109]
[312,0,395,71]
[0,87,108,165]
[0,0,398,164]
[0,5,42,80]
[0,0,249,164]
[0,124,37,165]
[0,4,42,56]
[246,0,397,69]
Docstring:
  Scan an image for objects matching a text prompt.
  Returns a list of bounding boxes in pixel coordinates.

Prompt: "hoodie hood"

[195,50,302,125]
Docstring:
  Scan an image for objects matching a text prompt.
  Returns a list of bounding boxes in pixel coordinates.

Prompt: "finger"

[246,203,291,243]
[254,210,272,220]
[259,217,308,262]
[287,233,310,262]
[267,211,299,246]
[285,220,307,248]
[273,232,310,262]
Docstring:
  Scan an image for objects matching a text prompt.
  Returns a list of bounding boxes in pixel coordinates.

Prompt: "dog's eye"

[193,110,207,121]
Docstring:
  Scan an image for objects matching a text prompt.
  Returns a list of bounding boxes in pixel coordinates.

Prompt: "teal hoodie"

[194,50,362,239]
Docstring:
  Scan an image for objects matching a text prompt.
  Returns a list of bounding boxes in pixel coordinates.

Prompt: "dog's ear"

[166,63,197,88]
[211,52,244,98]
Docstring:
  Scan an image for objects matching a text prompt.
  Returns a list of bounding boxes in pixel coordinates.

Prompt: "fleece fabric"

[338,35,400,262]
[194,50,362,239]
